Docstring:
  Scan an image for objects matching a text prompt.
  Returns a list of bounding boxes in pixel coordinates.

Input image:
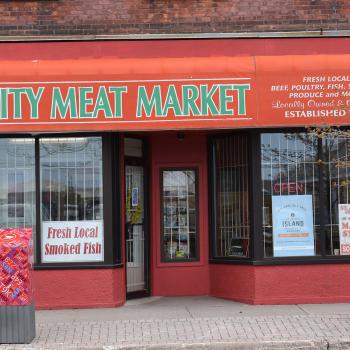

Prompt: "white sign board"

[272,195,315,257]
[42,220,104,263]
[339,204,350,255]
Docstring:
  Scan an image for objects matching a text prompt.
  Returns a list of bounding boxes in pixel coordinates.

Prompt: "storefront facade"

[1,37,350,308]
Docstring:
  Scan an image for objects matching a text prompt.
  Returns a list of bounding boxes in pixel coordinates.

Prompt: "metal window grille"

[39,137,103,223]
[125,165,144,265]
[213,135,250,258]
[0,138,35,232]
[125,165,145,292]
[261,133,319,257]
[323,135,350,255]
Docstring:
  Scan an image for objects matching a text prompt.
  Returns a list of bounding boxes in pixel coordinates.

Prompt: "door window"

[161,169,198,262]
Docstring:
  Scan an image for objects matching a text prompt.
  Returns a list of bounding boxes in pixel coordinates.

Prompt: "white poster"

[41,220,104,263]
[272,195,315,257]
[339,204,350,255]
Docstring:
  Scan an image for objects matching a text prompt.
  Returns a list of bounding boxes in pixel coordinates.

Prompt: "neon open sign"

[273,182,305,194]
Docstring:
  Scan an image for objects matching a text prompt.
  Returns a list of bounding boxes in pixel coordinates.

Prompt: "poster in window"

[338,204,350,255]
[132,187,139,207]
[272,195,314,257]
[41,220,104,263]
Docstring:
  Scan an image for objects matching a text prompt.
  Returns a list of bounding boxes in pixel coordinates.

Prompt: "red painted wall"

[210,265,255,304]
[33,129,350,308]
[254,264,350,304]
[149,131,210,296]
[210,264,350,305]
[33,136,127,310]
[34,268,125,309]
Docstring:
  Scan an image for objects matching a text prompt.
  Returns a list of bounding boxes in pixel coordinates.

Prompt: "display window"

[0,134,120,268]
[40,137,104,263]
[210,135,251,259]
[160,168,198,262]
[323,134,350,256]
[261,133,321,258]
[261,131,350,259]
[210,129,350,263]
[0,139,36,252]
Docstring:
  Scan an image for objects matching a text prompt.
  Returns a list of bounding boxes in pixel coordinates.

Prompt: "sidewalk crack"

[296,304,309,315]
[185,306,194,318]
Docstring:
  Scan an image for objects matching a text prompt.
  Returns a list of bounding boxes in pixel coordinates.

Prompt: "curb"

[328,340,350,350]
[0,340,330,350]
[5,339,350,350]
[103,340,328,349]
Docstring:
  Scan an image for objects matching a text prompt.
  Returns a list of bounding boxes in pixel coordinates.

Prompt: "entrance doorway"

[124,137,149,298]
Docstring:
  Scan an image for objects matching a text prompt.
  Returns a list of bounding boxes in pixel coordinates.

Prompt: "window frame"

[160,167,200,263]
[260,131,322,259]
[208,133,252,261]
[209,128,350,266]
[0,133,122,270]
[0,136,37,252]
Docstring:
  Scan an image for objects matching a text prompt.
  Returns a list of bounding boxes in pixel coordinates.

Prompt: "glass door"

[124,138,149,297]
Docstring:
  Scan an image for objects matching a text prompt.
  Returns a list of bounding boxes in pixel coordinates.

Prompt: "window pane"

[323,135,350,255]
[0,138,36,250]
[213,135,250,258]
[40,137,104,263]
[262,133,320,257]
[161,169,198,261]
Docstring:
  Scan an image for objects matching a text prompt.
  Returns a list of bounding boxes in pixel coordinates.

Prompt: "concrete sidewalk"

[2,296,350,349]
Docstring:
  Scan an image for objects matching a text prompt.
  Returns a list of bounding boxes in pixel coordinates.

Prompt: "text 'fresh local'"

[42,221,104,263]
[47,225,99,239]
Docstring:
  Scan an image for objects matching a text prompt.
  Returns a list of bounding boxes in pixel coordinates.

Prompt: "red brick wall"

[34,268,125,309]
[0,0,350,37]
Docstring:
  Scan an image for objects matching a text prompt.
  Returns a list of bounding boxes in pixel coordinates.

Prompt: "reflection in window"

[125,165,144,268]
[161,169,198,261]
[0,139,35,232]
[261,133,320,257]
[212,135,250,258]
[323,135,350,255]
[40,137,103,222]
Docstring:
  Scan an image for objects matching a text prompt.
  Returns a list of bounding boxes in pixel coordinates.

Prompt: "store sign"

[41,220,104,263]
[0,54,350,132]
[0,72,255,132]
[272,195,314,257]
[339,204,350,255]
[0,83,250,120]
